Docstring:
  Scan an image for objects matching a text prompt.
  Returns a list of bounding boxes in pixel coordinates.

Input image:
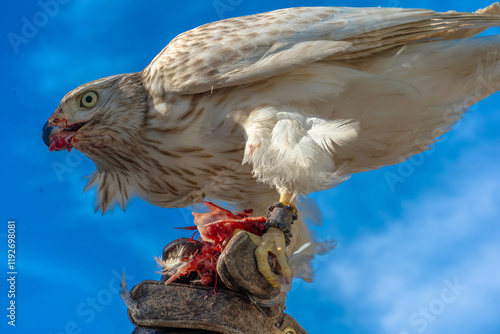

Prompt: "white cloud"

[314,143,500,334]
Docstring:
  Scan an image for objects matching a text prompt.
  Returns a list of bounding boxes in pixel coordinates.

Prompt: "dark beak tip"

[42,121,53,147]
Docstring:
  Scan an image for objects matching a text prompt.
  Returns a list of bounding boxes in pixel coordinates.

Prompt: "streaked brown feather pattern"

[50,4,500,269]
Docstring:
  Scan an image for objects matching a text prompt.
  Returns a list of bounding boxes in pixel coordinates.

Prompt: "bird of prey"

[42,4,500,288]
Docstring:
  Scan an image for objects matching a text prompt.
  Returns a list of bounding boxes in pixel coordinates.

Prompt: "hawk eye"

[80,91,99,108]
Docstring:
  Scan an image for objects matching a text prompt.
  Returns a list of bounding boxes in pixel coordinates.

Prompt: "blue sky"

[1,0,499,333]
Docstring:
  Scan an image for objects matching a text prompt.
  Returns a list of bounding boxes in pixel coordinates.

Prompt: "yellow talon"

[282,328,297,334]
[254,190,297,288]
[255,228,292,288]
[255,228,283,288]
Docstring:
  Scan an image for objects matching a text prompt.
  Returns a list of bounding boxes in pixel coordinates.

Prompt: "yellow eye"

[80,91,99,108]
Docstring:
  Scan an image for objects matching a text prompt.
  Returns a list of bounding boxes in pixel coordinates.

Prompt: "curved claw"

[255,227,291,288]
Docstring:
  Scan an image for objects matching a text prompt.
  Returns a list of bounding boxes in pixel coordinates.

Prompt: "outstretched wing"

[143,5,500,94]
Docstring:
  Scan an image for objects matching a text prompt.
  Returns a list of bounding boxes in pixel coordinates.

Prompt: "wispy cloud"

[315,142,500,334]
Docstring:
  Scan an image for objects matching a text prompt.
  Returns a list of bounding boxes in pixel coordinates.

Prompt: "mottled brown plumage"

[43,4,500,282]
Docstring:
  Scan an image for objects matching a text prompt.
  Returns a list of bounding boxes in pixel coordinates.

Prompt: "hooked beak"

[41,120,87,152]
[41,121,56,147]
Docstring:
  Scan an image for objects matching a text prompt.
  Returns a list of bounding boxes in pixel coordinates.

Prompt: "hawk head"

[41,72,154,211]
[42,73,148,160]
